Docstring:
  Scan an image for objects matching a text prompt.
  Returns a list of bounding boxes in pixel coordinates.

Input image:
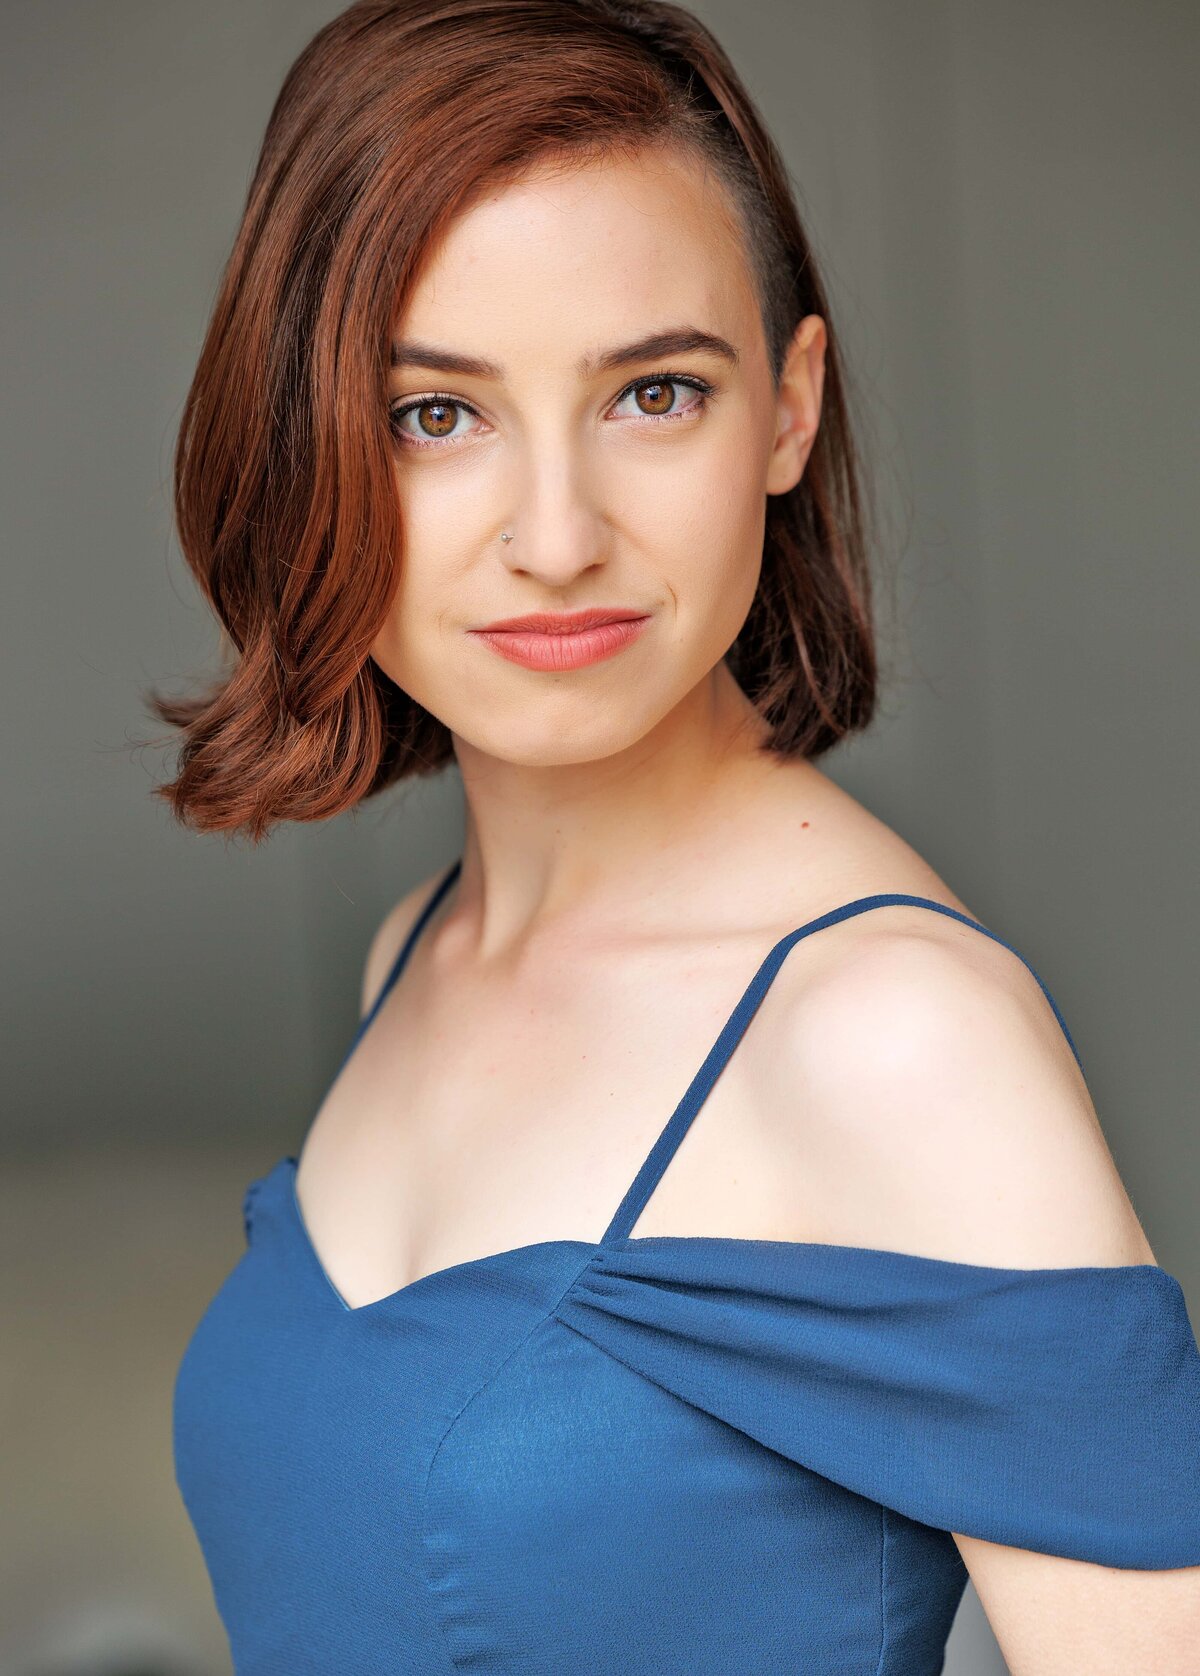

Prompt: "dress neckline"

[274,1155,1165,1321]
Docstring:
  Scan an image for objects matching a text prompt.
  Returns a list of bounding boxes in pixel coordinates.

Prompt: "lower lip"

[469,616,651,671]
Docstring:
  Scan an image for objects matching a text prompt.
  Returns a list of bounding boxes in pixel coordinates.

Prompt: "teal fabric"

[173,859,1200,1673]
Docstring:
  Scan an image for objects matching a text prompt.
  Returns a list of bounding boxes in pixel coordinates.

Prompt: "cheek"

[375,448,507,660]
[369,559,443,693]
[633,429,768,640]
[368,462,479,683]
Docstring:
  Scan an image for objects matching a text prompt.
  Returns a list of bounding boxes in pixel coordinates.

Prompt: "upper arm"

[950,1530,1200,1676]
[358,872,445,1021]
[777,919,1199,1672]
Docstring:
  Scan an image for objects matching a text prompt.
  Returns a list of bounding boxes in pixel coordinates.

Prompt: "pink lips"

[468,608,651,671]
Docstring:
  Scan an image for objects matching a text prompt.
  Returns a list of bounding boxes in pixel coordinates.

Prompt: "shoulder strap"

[332,857,463,1079]
[600,893,1085,1244]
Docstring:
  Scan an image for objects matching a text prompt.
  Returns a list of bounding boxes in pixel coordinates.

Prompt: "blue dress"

[173,858,1200,1674]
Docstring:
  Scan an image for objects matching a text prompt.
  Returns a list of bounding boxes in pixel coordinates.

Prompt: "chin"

[447,700,667,768]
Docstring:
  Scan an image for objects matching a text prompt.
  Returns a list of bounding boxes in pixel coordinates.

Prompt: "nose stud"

[499,530,513,543]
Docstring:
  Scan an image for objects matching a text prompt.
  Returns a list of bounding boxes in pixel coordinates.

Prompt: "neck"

[443,661,815,957]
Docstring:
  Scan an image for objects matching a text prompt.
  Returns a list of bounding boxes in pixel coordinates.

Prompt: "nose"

[498,434,610,585]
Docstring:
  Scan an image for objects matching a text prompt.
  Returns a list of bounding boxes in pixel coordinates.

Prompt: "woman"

[160,1,1200,1671]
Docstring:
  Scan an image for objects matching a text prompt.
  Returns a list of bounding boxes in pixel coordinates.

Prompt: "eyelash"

[387,372,716,450]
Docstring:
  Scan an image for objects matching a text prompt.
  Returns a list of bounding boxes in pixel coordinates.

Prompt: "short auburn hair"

[145,0,879,842]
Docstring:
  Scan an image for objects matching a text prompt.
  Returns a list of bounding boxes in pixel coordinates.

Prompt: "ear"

[765,314,826,496]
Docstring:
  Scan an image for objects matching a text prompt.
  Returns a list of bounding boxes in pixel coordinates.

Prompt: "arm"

[780,918,1200,1674]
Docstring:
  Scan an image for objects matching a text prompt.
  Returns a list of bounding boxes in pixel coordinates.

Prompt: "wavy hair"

[145,0,879,841]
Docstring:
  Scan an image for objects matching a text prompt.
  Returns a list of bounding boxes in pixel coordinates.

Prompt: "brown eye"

[610,374,714,426]
[414,401,457,437]
[634,380,676,416]
[389,395,485,448]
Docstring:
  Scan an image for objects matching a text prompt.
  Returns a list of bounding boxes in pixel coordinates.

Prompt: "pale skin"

[293,142,1199,1671]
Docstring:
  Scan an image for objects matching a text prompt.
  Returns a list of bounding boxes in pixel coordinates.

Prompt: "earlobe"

[765,315,826,497]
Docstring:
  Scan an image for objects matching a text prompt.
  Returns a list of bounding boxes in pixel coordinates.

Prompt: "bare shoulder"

[359,865,453,1019]
[759,901,1157,1269]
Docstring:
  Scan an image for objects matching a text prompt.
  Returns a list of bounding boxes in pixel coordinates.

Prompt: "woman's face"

[372,142,824,766]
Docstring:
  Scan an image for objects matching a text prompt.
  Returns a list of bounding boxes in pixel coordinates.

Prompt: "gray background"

[2,1,1197,1671]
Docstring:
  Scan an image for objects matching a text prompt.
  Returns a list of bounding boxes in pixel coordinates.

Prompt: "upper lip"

[471,607,650,634]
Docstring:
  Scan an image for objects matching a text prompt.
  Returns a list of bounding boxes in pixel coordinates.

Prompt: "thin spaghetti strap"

[600,892,1086,1245]
[331,856,463,1080]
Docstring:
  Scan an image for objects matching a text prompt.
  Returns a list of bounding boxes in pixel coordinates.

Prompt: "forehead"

[396,145,759,364]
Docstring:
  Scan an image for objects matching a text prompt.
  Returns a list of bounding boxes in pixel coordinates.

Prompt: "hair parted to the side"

[144,0,879,843]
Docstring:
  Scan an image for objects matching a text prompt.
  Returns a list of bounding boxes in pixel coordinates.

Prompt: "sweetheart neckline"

[274,1155,1168,1319]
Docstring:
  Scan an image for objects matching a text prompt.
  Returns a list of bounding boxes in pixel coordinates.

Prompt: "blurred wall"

[2,1,1196,1671]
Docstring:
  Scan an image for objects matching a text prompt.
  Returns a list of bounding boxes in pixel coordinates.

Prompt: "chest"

[293,928,831,1307]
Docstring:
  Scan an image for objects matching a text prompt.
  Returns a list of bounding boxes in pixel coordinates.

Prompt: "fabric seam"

[420,1248,609,1673]
[873,1503,890,1676]
[552,1306,896,1666]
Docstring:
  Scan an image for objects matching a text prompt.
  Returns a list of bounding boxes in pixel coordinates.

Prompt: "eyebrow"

[388,326,740,380]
